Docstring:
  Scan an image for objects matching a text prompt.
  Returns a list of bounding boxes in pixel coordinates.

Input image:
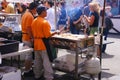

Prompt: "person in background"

[44,1,58,62]
[0,0,15,13]
[15,3,27,15]
[57,1,67,32]
[111,2,119,16]
[21,2,38,76]
[31,5,58,80]
[83,4,90,17]
[84,1,100,56]
[68,7,83,34]
[83,0,92,17]
[105,5,112,17]
[99,10,113,53]
[84,1,100,36]
[44,1,56,31]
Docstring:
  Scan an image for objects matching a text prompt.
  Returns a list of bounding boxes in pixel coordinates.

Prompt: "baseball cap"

[29,2,38,10]
[36,6,48,15]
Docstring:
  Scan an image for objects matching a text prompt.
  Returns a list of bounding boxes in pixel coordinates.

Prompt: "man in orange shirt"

[31,6,58,80]
[21,2,38,76]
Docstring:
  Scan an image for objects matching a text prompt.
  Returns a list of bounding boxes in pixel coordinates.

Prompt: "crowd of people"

[0,0,114,80]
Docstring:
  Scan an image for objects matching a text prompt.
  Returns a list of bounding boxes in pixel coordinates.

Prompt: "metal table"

[1,43,33,68]
[50,34,94,80]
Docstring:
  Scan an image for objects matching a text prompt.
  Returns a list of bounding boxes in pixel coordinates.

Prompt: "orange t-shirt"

[21,11,34,41]
[31,16,51,50]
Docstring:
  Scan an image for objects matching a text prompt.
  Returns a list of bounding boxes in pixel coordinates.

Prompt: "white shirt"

[46,7,56,31]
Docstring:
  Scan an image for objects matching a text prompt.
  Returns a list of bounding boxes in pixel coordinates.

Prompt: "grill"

[50,33,94,50]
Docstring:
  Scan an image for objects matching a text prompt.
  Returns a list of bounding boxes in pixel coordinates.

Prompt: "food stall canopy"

[0,0,33,3]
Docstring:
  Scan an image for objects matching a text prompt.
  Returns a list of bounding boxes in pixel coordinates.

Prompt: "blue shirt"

[68,8,83,34]
[57,7,67,25]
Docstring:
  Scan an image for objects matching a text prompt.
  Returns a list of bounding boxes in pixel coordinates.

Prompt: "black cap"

[29,2,38,10]
[36,6,48,15]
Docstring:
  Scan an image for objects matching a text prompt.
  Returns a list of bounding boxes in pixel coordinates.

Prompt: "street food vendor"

[31,5,58,80]
[21,2,38,76]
